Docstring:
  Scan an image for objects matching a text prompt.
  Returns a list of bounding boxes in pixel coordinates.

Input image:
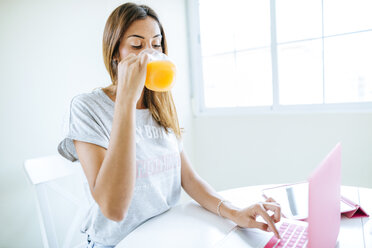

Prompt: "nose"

[139,43,156,56]
[144,42,152,50]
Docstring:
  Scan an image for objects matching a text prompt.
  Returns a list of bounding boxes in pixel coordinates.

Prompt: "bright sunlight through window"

[191,0,372,111]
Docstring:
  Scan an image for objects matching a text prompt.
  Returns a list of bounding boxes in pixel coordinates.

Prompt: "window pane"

[324,32,372,103]
[202,54,236,108]
[199,0,273,108]
[235,48,273,106]
[276,0,322,43]
[232,0,271,50]
[278,39,323,105]
[324,0,372,36]
[199,0,271,56]
[199,0,234,56]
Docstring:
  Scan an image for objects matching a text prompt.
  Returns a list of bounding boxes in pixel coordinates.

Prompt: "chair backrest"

[24,154,92,248]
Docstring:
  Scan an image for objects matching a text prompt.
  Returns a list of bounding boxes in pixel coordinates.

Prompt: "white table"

[116,185,372,248]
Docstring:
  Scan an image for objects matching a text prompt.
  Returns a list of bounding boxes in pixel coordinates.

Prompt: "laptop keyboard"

[264,222,308,248]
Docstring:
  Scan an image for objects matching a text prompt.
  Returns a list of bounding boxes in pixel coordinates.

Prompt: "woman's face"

[117,17,163,61]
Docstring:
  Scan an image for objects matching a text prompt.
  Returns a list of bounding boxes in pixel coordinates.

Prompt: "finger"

[140,53,146,65]
[266,197,276,203]
[269,213,280,224]
[262,202,281,223]
[249,221,269,233]
[139,53,150,68]
[130,57,141,70]
[123,53,136,61]
[119,53,137,65]
[257,204,281,239]
[118,57,137,70]
[265,198,281,208]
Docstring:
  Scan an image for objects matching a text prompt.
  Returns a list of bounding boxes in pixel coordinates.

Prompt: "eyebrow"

[127,34,162,39]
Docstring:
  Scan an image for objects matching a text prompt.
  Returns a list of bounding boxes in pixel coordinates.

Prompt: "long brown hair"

[102,2,183,139]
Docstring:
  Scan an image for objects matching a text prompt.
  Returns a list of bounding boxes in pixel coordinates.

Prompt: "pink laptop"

[214,143,341,248]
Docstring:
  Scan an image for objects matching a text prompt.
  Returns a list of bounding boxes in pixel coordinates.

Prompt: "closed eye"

[131,45,161,49]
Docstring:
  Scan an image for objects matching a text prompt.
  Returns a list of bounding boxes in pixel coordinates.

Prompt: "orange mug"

[142,50,176,92]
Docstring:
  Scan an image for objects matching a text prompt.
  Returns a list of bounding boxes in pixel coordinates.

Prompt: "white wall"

[1,0,371,247]
[0,0,193,247]
[192,113,372,191]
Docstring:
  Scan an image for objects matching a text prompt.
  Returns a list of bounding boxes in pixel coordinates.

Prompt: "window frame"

[186,0,372,116]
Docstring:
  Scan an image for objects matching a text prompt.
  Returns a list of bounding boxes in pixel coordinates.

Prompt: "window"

[187,0,372,114]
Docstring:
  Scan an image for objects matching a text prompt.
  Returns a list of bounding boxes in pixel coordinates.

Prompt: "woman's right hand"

[231,198,282,239]
[116,52,150,104]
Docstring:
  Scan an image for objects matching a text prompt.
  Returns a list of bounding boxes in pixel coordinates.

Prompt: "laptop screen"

[308,143,341,247]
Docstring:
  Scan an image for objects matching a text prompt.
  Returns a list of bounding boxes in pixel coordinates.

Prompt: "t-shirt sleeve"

[57,95,109,162]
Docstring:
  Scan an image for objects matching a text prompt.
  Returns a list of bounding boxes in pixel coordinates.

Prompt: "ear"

[112,52,120,63]
[112,56,119,65]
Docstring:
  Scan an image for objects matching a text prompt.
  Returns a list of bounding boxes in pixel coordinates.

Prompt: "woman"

[57,3,281,247]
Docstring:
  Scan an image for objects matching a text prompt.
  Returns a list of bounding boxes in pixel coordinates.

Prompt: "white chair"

[24,154,92,248]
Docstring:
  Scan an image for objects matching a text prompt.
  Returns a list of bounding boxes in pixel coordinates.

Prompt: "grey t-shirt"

[57,87,183,245]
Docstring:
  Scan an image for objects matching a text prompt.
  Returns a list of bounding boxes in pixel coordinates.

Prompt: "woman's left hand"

[231,197,282,239]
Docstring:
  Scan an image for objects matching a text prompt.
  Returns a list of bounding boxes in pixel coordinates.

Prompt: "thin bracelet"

[217,199,230,217]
